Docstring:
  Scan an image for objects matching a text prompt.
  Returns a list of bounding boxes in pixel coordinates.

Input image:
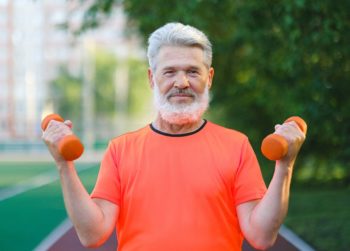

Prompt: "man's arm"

[42,120,119,247]
[237,121,306,250]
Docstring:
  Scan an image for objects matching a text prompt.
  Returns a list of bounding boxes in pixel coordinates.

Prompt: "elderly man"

[43,22,305,251]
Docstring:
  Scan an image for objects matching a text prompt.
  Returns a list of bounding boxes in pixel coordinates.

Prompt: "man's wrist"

[57,161,75,172]
[275,161,294,176]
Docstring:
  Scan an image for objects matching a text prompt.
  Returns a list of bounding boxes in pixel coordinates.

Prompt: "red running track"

[48,226,299,251]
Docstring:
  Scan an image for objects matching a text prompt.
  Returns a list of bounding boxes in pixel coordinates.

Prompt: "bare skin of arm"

[237,121,306,250]
[42,120,119,247]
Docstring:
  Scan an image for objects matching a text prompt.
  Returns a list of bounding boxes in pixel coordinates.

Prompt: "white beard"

[153,82,210,125]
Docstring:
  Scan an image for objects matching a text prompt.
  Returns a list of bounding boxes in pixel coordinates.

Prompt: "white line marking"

[0,170,58,202]
[279,225,316,251]
[34,218,73,251]
[0,164,95,202]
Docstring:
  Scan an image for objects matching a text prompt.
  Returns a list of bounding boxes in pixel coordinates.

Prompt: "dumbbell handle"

[41,114,84,161]
[261,116,307,161]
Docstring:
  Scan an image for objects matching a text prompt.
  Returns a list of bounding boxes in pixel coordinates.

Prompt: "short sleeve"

[232,138,267,206]
[90,141,121,206]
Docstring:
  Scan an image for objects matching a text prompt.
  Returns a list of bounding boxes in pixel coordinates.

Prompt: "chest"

[118,138,240,206]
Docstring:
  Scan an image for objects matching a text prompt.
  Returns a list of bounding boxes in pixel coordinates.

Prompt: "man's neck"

[153,115,204,135]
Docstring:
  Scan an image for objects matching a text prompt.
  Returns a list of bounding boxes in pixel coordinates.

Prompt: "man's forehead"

[156,45,206,68]
[158,45,204,55]
[160,64,202,71]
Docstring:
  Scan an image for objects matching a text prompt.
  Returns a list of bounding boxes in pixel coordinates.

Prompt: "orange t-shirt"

[91,121,267,251]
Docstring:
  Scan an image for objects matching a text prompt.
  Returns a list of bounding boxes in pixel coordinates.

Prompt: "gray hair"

[147,22,212,71]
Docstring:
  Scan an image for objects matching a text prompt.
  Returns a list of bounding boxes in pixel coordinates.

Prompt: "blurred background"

[0,0,349,250]
[0,0,154,153]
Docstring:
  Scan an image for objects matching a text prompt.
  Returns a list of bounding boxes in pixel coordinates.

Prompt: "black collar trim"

[150,120,207,137]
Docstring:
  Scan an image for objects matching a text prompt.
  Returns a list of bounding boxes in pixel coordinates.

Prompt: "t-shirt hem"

[234,191,266,207]
[90,193,120,206]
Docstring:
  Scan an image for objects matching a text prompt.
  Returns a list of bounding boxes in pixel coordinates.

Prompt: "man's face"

[148,45,214,125]
[150,45,213,102]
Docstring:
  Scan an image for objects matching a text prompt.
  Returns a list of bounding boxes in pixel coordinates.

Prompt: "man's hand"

[42,120,73,166]
[274,120,306,166]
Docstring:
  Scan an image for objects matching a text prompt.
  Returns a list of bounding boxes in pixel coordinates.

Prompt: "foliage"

[50,47,118,133]
[127,58,152,116]
[94,47,118,116]
[67,0,350,185]
[51,46,151,143]
[286,187,350,251]
[51,67,83,131]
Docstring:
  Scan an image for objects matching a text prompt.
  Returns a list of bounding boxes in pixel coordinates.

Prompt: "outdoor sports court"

[0,157,314,251]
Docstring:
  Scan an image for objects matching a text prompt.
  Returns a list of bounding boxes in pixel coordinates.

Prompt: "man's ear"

[148,68,154,89]
[207,67,214,89]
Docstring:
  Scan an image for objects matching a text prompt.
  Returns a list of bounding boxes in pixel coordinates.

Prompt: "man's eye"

[188,70,198,75]
[164,71,174,76]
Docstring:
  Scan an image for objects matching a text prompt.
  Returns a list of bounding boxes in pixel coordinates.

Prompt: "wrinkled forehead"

[155,45,207,71]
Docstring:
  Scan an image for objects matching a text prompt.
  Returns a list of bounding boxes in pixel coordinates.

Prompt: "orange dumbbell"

[41,114,84,161]
[261,116,307,161]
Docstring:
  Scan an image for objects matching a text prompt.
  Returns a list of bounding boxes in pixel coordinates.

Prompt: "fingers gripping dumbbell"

[41,114,84,161]
[261,116,307,161]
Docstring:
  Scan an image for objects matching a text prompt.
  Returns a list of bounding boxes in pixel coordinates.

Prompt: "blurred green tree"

[51,67,83,132]
[127,58,152,117]
[66,0,350,185]
[51,47,117,133]
[51,46,150,144]
[94,47,118,117]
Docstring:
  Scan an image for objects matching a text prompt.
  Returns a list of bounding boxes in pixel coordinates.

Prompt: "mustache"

[166,88,196,99]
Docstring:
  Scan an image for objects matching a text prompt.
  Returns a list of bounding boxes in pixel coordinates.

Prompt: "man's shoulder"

[206,121,248,141]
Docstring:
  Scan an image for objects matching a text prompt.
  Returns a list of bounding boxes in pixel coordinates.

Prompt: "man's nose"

[174,72,190,89]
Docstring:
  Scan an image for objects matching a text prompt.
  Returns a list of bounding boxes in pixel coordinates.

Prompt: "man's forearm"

[250,161,294,245]
[58,161,106,246]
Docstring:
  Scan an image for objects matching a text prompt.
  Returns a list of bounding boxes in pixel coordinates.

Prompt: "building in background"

[0,0,149,151]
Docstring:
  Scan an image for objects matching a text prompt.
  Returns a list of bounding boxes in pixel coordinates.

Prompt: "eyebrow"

[161,65,201,72]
